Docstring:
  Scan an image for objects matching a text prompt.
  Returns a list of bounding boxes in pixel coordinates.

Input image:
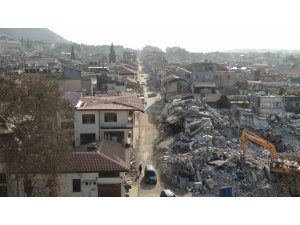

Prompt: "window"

[104,113,117,122]
[23,178,32,194]
[0,186,7,197]
[72,179,81,192]
[80,133,96,144]
[128,111,133,123]
[104,131,124,143]
[0,174,6,184]
[82,114,95,124]
[145,170,156,176]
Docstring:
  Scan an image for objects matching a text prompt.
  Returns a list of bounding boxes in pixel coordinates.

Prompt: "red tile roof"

[62,151,129,173]
[77,92,144,112]
[99,140,130,167]
[10,140,130,174]
[65,139,130,173]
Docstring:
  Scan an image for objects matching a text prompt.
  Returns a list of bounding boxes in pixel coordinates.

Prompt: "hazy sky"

[2,0,300,52]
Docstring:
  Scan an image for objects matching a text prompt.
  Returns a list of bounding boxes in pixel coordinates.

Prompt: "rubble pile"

[126,148,138,185]
[231,105,300,152]
[155,96,300,196]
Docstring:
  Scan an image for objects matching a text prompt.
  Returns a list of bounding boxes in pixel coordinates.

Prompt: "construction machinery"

[241,129,299,174]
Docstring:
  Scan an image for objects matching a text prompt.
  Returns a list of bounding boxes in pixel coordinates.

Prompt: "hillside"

[0,28,68,43]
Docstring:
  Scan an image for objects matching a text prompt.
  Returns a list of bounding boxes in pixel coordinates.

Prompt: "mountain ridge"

[0,28,68,43]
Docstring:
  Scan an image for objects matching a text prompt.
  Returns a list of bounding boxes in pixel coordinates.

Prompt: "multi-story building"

[24,56,61,73]
[283,95,300,113]
[74,92,144,147]
[216,71,236,88]
[250,94,284,115]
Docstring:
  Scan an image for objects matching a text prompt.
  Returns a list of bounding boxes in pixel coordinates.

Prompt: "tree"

[109,43,116,63]
[70,45,76,60]
[216,95,231,108]
[165,46,190,62]
[0,75,72,196]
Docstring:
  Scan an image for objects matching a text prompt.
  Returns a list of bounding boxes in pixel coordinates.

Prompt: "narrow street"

[131,72,165,197]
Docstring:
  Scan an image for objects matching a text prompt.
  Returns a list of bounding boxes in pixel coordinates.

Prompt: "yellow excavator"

[241,129,299,175]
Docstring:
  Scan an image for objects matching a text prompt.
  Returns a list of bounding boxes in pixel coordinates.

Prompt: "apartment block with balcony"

[74,92,144,147]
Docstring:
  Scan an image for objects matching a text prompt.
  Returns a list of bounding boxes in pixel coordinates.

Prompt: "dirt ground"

[135,91,165,196]
[127,70,193,197]
[127,72,164,197]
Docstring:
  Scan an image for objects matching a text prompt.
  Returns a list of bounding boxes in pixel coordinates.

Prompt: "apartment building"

[74,92,144,147]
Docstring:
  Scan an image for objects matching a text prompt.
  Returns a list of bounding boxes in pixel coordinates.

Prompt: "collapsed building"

[155,95,300,196]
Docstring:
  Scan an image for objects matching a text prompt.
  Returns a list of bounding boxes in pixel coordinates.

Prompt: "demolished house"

[155,95,300,197]
[161,75,188,102]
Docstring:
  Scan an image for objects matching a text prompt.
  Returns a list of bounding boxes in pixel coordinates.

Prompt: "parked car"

[147,92,157,97]
[160,189,176,197]
[144,164,157,184]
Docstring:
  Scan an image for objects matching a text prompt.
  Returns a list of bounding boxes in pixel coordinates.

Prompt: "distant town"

[0,28,299,197]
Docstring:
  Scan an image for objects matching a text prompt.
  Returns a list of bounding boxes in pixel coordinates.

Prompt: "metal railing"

[100,122,133,129]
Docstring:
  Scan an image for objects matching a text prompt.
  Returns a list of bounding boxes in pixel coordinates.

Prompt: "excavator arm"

[241,129,279,159]
[241,129,299,175]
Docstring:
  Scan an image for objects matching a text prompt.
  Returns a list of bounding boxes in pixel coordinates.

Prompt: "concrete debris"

[204,178,215,189]
[251,170,257,183]
[208,160,227,167]
[155,96,300,197]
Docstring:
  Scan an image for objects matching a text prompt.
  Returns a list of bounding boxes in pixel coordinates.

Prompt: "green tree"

[216,95,231,108]
[109,43,116,63]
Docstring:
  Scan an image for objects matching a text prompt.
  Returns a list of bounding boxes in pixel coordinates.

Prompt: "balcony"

[100,122,133,129]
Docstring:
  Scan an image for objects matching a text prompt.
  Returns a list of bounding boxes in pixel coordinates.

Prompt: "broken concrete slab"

[264,165,271,180]
[251,170,257,182]
[204,178,215,189]
[209,160,227,167]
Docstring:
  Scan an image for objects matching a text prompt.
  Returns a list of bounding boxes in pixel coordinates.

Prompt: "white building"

[4,140,130,197]
[250,94,284,115]
[74,92,144,148]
